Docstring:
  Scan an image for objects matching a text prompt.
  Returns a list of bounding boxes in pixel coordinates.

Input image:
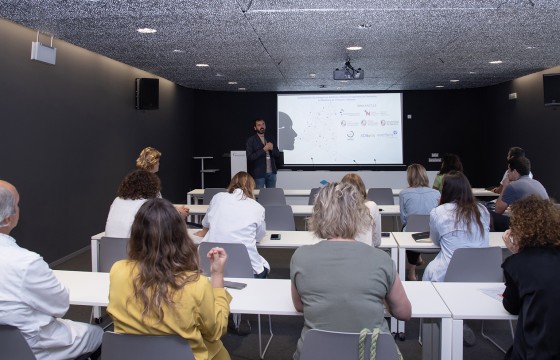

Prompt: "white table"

[186,204,400,217]
[53,270,451,360]
[433,282,516,359]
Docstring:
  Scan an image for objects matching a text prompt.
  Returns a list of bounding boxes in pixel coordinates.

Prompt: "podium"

[193,156,219,188]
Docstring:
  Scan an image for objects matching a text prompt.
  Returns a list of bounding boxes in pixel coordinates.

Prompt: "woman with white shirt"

[105,170,161,238]
[195,171,270,278]
[340,173,381,247]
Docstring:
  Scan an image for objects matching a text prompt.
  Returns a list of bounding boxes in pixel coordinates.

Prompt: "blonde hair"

[136,147,161,171]
[340,173,367,199]
[407,164,430,188]
[309,182,371,240]
[227,171,256,199]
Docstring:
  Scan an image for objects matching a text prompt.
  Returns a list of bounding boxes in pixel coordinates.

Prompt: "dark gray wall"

[1,19,196,262]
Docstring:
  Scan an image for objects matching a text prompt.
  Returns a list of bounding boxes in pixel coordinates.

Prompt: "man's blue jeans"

[255,172,277,188]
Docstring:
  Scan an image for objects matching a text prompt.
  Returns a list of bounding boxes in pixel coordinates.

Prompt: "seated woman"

[399,164,441,280]
[432,153,463,192]
[423,171,490,282]
[290,182,411,360]
[105,170,161,238]
[502,196,560,360]
[107,198,231,360]
[195,171,269,278]
[340,173,381,247]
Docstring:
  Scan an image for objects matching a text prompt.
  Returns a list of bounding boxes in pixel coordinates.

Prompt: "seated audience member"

[399,164,440,280]
[290,182,411,360]
[491,147,533,194]
[107,198,231,360]
[432,153,463,192]
[0,180,103,359]
[501,196,560,360]
[423,171,490,282]
[105,170,161,238]
[340,173,381,247]
[493,156,548,231]
[195,171,270,278]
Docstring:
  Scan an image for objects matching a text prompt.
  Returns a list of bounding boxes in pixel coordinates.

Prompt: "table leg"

[91,239,101,320]
[451,319,463,360]
[440,318,452,360]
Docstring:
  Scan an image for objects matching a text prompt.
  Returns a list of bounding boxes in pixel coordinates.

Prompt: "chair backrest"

[0,325,36,360]
[367,188,394,205]
[102,331,194,360]
[198,242,254,278]
[257,188,286,205]
[308,187,321,205]
[264,205,296,231]
[99,237,129,273]
[444,247,503,282]
[299,329,399,360]
[203,188,226,205]
[405,214,430,232]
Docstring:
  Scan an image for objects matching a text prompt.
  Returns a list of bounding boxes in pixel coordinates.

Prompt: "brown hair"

[340,173,367,200]
[509,195,560,250]
[136,147,161,171]
[117,170,161,200]
[128,198,200,323]
[406,164,430,188]
[227,171,256,199]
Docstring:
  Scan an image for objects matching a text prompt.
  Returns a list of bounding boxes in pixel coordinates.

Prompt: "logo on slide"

[380,120,386,126]
[347,131,354,138]
[364,110,371,116]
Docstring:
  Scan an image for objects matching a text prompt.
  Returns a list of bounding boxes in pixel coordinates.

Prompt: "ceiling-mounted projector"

[334,59,364,80]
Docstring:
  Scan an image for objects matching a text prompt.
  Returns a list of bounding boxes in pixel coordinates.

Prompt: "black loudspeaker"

[135,78,159,110]
[543,73,560,107]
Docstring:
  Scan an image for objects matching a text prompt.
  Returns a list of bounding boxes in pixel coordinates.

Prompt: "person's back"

[105,197,147,237]
[503,176,548,204]
[399,186,440,229]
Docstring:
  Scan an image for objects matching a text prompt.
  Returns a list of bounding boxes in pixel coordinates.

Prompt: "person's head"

[254,119,266,135]
[440,171,485,235]
[309,182,371,240]
[136,147,161,173]
[406,164,430,188]
[340,173,367,200]
[507,156,531,180]
[509,195,560,250]
[0,180,19,234]
[439,153,463,174]
[228,171,256,199]
[507,147,525,160]
[117,170,161,200]
[278,112,297,151]
[129,198,200,322]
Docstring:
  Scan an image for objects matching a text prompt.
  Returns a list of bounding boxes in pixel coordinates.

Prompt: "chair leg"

[480,320,509,354]
[257,314,274,359]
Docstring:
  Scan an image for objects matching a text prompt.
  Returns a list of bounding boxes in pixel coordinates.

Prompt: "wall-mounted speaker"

[543,73,560,107]
[135,78,159,110]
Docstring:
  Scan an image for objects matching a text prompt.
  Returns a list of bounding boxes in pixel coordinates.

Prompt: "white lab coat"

[354,200,382,247]
[105,197,148,238]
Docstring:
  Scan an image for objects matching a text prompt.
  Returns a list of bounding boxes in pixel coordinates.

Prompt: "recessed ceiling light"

[435,85,445,88]
[489,60,503,64]
[526,46,535,49]
[450,79,460,83]
[339,80,349,83]
[358,24,372,29]
[172,49,184,53]
[346,46,362,51]
[215,73,224,77]
[238,87,247,91]
[309,73,316,78]
[137,28,157,34]
[195,63,209,67]
[469,71,477,74]
[228,81,238,85]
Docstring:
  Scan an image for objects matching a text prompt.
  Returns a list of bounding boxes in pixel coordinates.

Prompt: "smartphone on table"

[270,233,281,240]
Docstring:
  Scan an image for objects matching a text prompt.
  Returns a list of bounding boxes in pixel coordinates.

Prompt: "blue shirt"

[502,176,548,205]
[399,187,440,229]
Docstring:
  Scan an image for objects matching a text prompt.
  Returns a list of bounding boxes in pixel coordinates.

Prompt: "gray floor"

[54,243,513,360]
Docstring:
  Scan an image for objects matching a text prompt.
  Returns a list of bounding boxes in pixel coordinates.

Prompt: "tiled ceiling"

[2,0,559,92]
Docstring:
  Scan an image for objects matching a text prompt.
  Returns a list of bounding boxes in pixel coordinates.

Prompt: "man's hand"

[263,142,273,152]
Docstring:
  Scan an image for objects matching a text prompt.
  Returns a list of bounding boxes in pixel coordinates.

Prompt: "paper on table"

[479,285,506,302]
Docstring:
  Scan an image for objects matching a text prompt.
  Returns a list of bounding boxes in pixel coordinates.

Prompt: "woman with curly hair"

[108,198,231,360]
[136,147,161,173]
[105,170,161,238]
[502,195,560,360]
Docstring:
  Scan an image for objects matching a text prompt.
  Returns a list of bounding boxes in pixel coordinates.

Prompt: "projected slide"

[277,93,403,165]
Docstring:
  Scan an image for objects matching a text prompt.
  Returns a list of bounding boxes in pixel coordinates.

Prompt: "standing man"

[0,180,103,359]
[246,118,280,188]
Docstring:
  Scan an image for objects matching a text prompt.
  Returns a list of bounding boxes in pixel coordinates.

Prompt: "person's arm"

[399,193,406,226]
[208,247,227,288]
[502,230,519,254]
[175,205,189,218]
[491,184,504,194]
[246,136,266,161]
[385,276,411,321]
[291,283,304,312]
[194,227,209,238]
[502,263,521,315]
[429,210,441,246]
[23,257,69,318]
[255,209,267,242]
[270,141,280,158]
[495,175,512,214]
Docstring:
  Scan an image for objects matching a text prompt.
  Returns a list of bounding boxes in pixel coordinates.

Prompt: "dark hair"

[508,156,531,176]
[254,118,265,126]
[438,153,463,175]
[508,147,525,158]
[128,198,200,322]
[117,170,161,200]
[510,195,560,250]
[440,171,485,235]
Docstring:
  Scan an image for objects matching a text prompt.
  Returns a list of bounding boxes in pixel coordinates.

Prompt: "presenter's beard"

[257,128,266,134]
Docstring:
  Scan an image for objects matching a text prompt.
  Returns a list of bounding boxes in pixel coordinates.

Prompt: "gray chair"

[308,187,321,205]
[444,246,513,353]
[98,237,129,273]
[198,242,273,358]
[257,188,286,205]
[367,188,394,205]
[404,214,430,232]
[101,331,195,360]
[299,329,399,360]
[0,325,36,360]
[264,205,296,231]
[202,188,226,205]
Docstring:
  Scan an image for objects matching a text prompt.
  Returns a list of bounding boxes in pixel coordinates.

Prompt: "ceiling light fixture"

[450,79,460,82]
[195,63,209,67]
[346,46,362,51]
[435,85,444,88]
[358,24,371,29]
[309,73,316,78]
[137,28,156,34]
[469,71,477,74]
[172,49,184,53]
[238,87,247,91]
[228,81,238,85]
[489,60,503,64]
[215,73,224,77]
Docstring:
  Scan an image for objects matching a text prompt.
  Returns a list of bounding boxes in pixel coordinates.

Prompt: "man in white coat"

[0,180,103,359]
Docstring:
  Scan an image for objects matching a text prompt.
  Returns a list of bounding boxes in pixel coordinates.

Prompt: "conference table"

[53,270,452,360]
[185,204,400,217]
